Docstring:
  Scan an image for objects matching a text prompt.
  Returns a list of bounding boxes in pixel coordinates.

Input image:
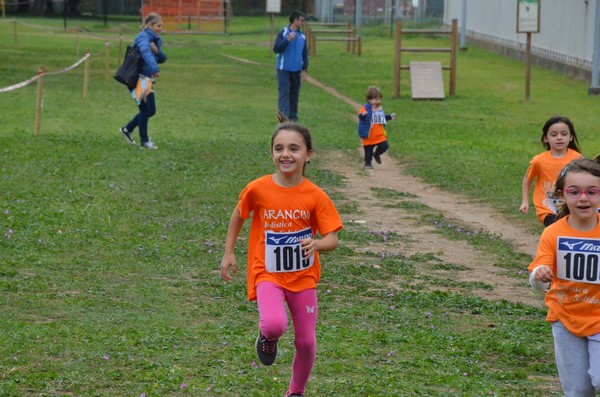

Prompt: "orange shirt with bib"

[529,214,600,337]
[238,175,343,301]
[526,149,581,223]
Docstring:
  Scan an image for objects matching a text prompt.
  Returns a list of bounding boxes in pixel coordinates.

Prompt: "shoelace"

[261,339,277,354]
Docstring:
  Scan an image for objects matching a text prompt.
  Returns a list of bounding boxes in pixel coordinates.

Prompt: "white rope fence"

[0,53,91,136]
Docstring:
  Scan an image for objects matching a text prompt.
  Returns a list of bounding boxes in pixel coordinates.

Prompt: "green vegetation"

[0,16,586,395]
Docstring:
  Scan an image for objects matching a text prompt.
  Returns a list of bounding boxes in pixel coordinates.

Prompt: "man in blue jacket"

[273,10,308,122]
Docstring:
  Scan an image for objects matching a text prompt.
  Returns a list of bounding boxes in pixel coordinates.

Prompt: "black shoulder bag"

[114,45,142,90]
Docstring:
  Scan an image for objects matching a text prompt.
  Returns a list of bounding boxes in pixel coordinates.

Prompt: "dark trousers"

[125,92,156,144]
[277,70,301,121]
[363,140,389,165]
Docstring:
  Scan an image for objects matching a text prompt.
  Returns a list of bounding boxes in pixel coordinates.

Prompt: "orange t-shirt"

[526,149,581,223]
[358,105,388,146]
[528,215,600,337]
[237,175,343,301]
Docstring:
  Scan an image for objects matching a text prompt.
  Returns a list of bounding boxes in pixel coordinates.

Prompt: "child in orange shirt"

[220,120,343,397]
[357,86,396,169]
[529,158,600,396]
[520,116,581,226]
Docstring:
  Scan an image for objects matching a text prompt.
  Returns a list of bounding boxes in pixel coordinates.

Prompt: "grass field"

[1,15,598,396]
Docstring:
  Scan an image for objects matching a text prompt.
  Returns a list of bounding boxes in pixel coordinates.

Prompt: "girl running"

[520,116,581,226]
[220,120,343,397]
[529,158,600,396]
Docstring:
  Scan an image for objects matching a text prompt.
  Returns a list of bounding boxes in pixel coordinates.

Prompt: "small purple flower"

[389,305,395,310]
[181,382,186,389]
[102,355,109,361]
[141,394,146,397]
[3,209,9,215]
[251,361,260,368]
[161,235,168,240]
[387,351,394,357]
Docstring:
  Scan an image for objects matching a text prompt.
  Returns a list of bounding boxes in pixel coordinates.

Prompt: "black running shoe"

[255,332,278,366]
[120,127,135,145]
[373,154,382,164]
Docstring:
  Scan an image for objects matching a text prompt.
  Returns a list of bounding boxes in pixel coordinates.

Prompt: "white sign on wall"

[517,0,540,33]
[266,0,281,14]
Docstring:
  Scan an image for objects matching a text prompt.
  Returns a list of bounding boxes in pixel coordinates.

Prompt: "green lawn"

[1,16,595,396]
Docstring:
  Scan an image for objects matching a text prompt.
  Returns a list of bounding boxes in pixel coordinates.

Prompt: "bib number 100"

[273,245,311,272]
[562,253,600,282]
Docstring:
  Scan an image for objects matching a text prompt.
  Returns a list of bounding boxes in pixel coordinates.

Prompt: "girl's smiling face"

[271,129,313,176]
[544,122,573,154]
[560,171,600,225]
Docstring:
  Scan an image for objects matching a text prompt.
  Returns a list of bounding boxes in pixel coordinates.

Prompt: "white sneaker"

[141,140,158,150]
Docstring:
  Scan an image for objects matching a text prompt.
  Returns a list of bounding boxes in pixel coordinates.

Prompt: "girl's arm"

[220,207,246,282]
[300,231,339,259]
[520,172,532,214]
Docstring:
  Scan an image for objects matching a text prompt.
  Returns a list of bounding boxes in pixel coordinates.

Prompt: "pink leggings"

[256,281,317,396]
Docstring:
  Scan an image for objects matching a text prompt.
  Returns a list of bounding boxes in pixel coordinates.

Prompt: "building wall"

[444,0,597,79]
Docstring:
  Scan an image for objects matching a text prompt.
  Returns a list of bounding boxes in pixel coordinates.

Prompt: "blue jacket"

[273,25,308,72]
[357,103,393,138]
[133,28,167,77]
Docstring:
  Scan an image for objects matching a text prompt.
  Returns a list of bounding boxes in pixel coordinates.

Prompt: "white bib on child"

[265,227,314,273]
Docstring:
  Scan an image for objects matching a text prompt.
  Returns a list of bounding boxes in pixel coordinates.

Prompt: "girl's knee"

[294,336,316,353]
[260,320,287,340]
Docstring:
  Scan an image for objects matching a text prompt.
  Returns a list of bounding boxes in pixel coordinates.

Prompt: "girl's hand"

[361,111,368,116]
[534,265,554,283]
[519,202,529,214]
[300,238,318,259]
[150,42,159,54]
[390,113,396,120]
[220,254,237,282]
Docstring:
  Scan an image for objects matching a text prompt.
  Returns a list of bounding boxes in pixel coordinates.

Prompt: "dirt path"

[304,76,545,308]
[318,150,544,307]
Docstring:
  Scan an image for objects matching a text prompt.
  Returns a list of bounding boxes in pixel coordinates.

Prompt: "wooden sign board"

[517,0,540,33]
[266,0,281,14]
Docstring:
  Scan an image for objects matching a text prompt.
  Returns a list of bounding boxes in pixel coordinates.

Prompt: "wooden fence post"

[83,50,90,99]
[450,18,457,96]
[117,31,123,66]
[104,41,110,84]
[394,20,402,97]
[76,28,80,55]
[34,67,45,136]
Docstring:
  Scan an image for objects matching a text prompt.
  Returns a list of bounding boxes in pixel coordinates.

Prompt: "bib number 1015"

[273,245,311,272]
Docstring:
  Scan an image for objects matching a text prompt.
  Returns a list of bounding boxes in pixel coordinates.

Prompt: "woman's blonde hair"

[142,13,162,29]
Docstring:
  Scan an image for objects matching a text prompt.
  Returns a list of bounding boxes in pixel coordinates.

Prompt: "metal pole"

[589,0,600,94]
[355,0,362,33]
[525,32,531,100]
[460,0,467,50]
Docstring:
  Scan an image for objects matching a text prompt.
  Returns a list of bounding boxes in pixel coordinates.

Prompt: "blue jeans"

[125,92,156,144]
[552,320,600,396]
[363,140,389,166]
[277,70,301,121]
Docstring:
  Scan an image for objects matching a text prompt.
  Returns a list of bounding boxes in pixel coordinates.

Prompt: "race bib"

[557,237,600,284]
[265,227,314,273]
[371,109,386,125]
